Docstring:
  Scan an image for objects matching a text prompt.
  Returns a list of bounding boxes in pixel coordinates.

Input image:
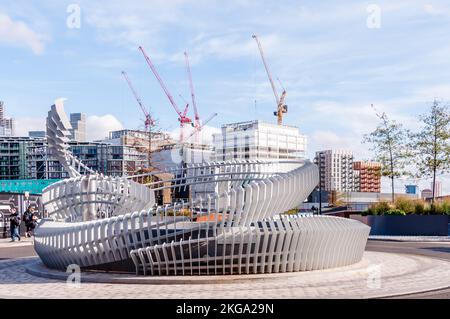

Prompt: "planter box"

[354,215,449,236]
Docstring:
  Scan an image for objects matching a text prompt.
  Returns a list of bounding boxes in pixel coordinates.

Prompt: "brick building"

[353,161,381,193]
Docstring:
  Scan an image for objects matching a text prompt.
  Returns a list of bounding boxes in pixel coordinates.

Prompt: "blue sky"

[1,0,450,193]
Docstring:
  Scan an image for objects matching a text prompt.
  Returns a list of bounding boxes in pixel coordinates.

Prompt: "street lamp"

[318,160,322,215]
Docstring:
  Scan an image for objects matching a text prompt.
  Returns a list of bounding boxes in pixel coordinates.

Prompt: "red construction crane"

[121,71,154,169]
[138,46,193,142]
[252,34,287,125]
[121,71,154,129]
[184,51,218,143]
[184,52,200,130]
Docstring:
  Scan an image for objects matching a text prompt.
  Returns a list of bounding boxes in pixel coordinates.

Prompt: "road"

[0,239,449,298]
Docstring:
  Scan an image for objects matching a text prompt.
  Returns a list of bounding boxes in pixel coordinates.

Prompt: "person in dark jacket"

[23,206,36,238]
[9,207,21,242]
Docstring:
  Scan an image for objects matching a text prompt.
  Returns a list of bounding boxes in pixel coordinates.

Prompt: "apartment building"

[0,136,148,180]
[353,161,381,193]
[314,150,356,192]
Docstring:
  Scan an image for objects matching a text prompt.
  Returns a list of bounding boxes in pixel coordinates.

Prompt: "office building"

[69,113,86,142]
[314,150,357,192]
[353,161,381,193]
[212,120,307,161]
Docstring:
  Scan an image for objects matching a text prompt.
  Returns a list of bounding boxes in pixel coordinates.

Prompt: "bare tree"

[363,106,410,202]
[409,99,450,203]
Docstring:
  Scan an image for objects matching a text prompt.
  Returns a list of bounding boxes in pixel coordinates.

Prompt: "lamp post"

[24,191,30,211]
[318,160,322,215]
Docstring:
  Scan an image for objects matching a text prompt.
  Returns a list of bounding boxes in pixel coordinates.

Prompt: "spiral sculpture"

[34,101,370,276]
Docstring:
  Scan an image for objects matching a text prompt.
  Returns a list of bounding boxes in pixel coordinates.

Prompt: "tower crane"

[252,34,287,125]
[185,112,218,141]
[121,71,154,169]
[138,46,193,142]
[184,51,218,143]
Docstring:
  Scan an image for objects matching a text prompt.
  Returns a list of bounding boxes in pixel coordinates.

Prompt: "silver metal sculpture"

[46,99,94,177]
[34,102,370,276]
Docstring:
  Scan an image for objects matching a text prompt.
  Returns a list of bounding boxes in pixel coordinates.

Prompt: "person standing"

[9,207,21,242]
[23,206,36,238]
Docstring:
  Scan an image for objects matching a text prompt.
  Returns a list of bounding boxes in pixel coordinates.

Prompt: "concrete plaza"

[0,238,450,299]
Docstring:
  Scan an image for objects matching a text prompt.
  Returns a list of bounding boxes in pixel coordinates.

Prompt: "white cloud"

[14,117,45,136]
[0,13,48,54]
[169,125,220,144]
[86,114,124,141]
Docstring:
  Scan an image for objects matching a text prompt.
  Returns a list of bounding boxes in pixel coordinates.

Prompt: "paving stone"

[0,252,449,299]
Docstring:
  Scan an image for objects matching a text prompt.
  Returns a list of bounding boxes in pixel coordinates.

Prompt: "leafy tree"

[409,100,450,202]
[363,106,410,202]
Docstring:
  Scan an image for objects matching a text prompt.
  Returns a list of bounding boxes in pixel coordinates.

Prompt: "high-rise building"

[212,120,307,161]
[0,101,15,136]
[69,113,86,142]
[314,150,356,192]
[353,161,381,193]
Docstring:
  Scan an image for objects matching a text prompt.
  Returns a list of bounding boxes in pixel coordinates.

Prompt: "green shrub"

[426,201,450,215]
[374,201,390,215]
[364,201,390,215]
[395,197,415,214]
[362,198,450,216]
[438,200,450,215]
[414,201,425,215]
[384,209,407,216]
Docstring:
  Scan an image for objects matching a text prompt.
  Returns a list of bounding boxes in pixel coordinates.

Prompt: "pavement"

[369,235,450,242]
[0,238,36,260]
[0,238,449,299]
[366,239,450,298]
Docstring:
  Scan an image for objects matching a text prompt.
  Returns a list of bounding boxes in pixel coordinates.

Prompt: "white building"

[212,120,307,162]
[70,113,86,142]
[315,150,357,192]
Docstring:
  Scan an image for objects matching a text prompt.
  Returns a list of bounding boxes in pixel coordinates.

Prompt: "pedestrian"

[9,207,21,242]
[23,206,37,238]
